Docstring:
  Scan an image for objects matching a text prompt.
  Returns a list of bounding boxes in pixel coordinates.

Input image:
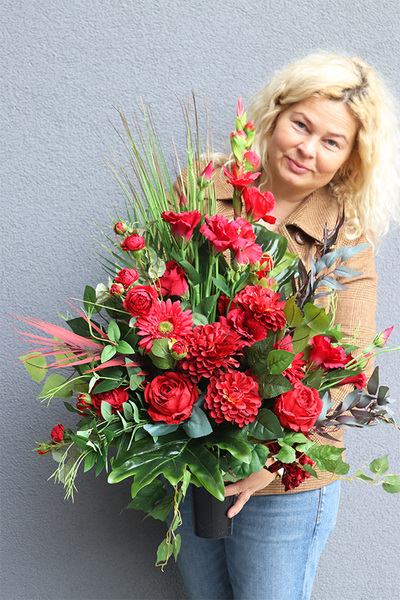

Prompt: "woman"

[174,53,400,600]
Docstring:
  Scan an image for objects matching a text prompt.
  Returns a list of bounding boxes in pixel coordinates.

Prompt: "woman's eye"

[326,139,338,148]
[295,121,306,130]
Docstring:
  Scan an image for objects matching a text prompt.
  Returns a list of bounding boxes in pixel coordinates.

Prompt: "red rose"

[115,268,139,289]
[159,260,188,297]
[161,210,201,242]
[204,371,262,427]
[337,371,367,389]
[144,372,198,424]
[91,386,129,418]
[51,424,65,443]
[123,285,158,317]
[219,307,268,346]
[242,187,276,224]
[109,283,125,296]
[274,382,323,433]
[121,234,146,252]
[309,335,348,369]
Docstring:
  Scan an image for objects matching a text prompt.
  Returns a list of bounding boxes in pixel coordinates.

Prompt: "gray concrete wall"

[1,1,399,598]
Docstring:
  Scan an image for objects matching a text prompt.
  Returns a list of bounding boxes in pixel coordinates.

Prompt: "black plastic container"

[191,485,235,539]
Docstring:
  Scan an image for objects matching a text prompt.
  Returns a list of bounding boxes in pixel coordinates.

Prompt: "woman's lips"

[286,157,312,174]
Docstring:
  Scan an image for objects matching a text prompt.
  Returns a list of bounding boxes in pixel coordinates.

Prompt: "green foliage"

[20,353,47,382]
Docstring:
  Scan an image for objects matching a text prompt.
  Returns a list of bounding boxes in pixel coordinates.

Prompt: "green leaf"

[212,276,231,297]
[192,312,209,326]
[303,303,330,332]
[100,401,113,421]
[130,373,144,391]
[107,320,121,343]
[369,455,389,475]
[181,406,213,438]
[84,451,98,472]
[258,374,293,399]
[275,445,296,463]
[148,338,175,369]
[283,297,303,328]
[244,333,274,375]
[194,293,219,319]
[143,423,179,437]
[303,369,323,389]
[267,349,295,375]
[126,477,167,512]
[20,353,47,382]
[247,408,283,440]
[173,534,181,561]
[170,249,203,285]
[101,345,117,363]
[292,325,312,353]
[227,444,270,479]
[83,285,99,313]
[156,538,174,564]
[184,440,224,500]
[116,340,135,354]
[253,224,288,263]
[38,374,73,399]
[91,376,123,394]
[354,470,373,482]
[302,463,318,478]
[382,475,400,494]
[367,367,379,396]
[206,424,252,463]
[147,493,175,521]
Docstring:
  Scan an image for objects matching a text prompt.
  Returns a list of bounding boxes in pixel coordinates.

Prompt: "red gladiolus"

[223,164,260,191]
[254,255,274,280]
[243,151,260,171]
[159,261,188,297]
[234,285,286,331]
[204,371,262,427]
[242,187,276,224]
[51,424,65,443]
[121,234,146,252]
[161,210,201,242]
[135,299,193,352]
[309,335,349,369]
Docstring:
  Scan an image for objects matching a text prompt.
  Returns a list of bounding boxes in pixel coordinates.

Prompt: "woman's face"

[267,96,359,201]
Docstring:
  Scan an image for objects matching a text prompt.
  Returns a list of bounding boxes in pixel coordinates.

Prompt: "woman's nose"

[298,138,317,158]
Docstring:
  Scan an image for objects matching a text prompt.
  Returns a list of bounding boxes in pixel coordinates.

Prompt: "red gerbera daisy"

[204,371,262,427]
[234,285,286,331]
[180,322,242,382]
[135,299,193,352]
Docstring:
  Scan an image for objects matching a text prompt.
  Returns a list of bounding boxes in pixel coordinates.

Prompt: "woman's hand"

[224,458,277,518]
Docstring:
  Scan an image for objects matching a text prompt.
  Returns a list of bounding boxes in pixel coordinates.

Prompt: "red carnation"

[200,214,238,254]
[144,372,198,424]
[234,285,286,331]
[337,371,367,389]
[115,268,139,289]
[121,234,146,252]
[180,322,242,382]
[282,454,315,491]
[123,285,159,317]
[274,382,323,433]
[223,164,260,191]
[159,260,188,297]
[135,298,193,352]
[91,386,129,418]
[51,424,65,443]
[161,210,201,242]
[309,335,349,369]
[220,307,268,347]
[204,371,262,427]
[242,187,276,224]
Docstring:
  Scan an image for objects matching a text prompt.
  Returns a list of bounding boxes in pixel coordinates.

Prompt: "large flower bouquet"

[14,98,399,568]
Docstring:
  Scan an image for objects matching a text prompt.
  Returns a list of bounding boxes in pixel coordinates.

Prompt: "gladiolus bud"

[230,131,248,163]
[373,326,394,347]
[243,151,260,172]
[244,121,256,147]
[197,161,215,188]
[237,96,244,119]
[236,96,247,131]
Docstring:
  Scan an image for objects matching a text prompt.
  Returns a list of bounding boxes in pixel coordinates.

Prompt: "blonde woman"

[175,53,400,600]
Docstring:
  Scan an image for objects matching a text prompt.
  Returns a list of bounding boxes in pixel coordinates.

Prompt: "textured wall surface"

[1,1,399,599]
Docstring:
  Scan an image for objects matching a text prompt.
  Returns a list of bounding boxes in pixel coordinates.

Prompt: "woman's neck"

[258,172,307,229]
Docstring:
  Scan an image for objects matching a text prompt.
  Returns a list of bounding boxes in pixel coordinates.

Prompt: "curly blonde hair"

[245,52,400,240]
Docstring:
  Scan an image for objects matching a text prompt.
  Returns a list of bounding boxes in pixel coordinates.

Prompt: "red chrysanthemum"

[204,371,262,427]
[234,285,286,331]
[180,322,242,382]
[135,299,193,352]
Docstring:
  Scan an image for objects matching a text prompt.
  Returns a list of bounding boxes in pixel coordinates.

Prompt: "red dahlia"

[204,371,262,427]
[135,299,193,352]
[180,322,242,382]
[234,285,286,331]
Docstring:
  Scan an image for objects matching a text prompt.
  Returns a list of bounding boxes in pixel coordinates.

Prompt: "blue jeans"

[175,481,340,600]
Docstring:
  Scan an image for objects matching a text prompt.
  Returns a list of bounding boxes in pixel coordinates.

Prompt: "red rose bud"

[243,187,276,224]
[244,121,256,146]
[230,131,248,163]
[110,283,125,296]
[91,386,129,418]
[373,326,394,348]
[114,221,126,235]
[50,424,65,443]
[76,393,92,414]
[243,151,260,172]
[121,234,146,253]
[115,268,140,289]
[38,445,50,455]
[171,339,188,360]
